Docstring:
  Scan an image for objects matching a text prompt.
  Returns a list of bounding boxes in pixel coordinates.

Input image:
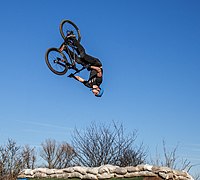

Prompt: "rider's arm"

[90,66,102,77]
[74,75,85,83]
[74,75,91,88]
[70,74,90,87]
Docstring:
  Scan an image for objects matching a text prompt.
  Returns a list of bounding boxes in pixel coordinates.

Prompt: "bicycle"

[45,20,85,76]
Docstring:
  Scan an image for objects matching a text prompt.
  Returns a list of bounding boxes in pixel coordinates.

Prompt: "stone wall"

[18,164,194,180]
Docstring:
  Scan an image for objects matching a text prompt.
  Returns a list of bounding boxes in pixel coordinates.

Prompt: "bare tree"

[40,139,75,169]
[55,142,76,168]
[72,122,146,167]
[21,145,36,169]
[119,144,146,166]
[0,139,22,180]
[194,173,200,180]
[151,140,193,172]
[0,139,38,180]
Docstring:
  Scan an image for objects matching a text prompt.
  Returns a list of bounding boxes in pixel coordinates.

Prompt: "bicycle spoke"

[63,24,78,38]
[60,20,81,42]
[45,48,68,75]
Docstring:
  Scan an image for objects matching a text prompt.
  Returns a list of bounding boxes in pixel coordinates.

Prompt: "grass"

[29,178,143,180]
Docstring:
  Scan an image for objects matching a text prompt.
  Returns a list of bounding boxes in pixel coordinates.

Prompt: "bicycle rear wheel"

[60,20,81,42]
[45,48,69,75]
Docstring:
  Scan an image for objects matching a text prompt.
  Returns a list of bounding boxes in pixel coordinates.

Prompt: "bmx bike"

[45,20,85,76]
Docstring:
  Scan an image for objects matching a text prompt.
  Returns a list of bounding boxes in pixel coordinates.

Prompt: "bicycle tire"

[59,19,81,42]
[45,47,69,75]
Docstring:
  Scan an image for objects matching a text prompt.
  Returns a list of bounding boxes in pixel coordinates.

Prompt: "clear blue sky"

[0,0,200,175]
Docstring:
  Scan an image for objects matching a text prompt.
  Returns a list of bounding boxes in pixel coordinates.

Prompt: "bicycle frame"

[59,40,86,75]
[59,42,75,64]
[45,19,83,76]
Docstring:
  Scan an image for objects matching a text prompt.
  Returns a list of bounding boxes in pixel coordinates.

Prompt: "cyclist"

[69,66,104,97]
[60,33,104,97]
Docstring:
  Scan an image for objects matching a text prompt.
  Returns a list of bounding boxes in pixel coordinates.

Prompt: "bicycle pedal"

[54,59,58,63]
[67,63,73,68]
[74,67,79,71]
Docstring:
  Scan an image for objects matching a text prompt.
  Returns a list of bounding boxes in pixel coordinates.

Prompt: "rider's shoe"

[68,73,75,78]
[64,34,76,43]
[66,33,76,39]
[72,64,79,71]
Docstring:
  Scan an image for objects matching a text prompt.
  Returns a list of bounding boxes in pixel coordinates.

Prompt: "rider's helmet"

[95,88,104,97]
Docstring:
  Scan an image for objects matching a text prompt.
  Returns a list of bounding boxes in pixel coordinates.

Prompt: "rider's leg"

[70,38,102,67]
[82,54,102,67]
[63,47,87,66]
[69,38,86,58]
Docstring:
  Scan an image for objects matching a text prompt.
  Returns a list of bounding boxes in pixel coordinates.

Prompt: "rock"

[125,172,141,178]
[55,169,63,174]
[49,174,59,178]
[137,164,145,171]
[138,171,157,177]
[143,177,163,180]
[87,167,99,175]
[152,166,172,173]
[158,172,168,179]
[126,166,139,172]
[143,164,153,171]
[82,173,98,180]
[166,172,175,179]
[73,166,87,175]
[24,169,33,175]
[98,172,114,179]
[56,174,65,178]
[125,171,157,178]
[17,164,194,180]
[62,173,69,178]
[33,168,49,174]
[68,171,83,179]
[63,167,74,173]
[106,164,119,173]
[115,174,125,178]
[17,174,27,178]
[114,167,127,175]
[46,168,55,175]
[34,172,47,178]
[173,169,188,177]
[178,176,191,180]
[98,164,118,174]
[98,166,109,174]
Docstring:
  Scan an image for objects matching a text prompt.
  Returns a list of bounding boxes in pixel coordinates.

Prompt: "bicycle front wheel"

[60,20,81,42]
[45,48,68,75]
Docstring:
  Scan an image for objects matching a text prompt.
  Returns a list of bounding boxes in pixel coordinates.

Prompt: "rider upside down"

[60,33,104,97]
